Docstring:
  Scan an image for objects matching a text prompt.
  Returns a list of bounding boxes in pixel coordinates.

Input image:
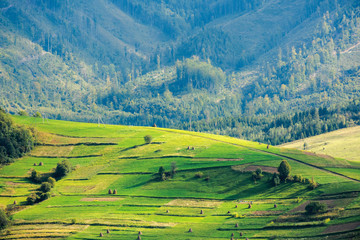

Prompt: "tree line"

[0,108,35,165]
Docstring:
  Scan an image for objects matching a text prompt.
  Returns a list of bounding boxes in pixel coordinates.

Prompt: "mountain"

[0,0,360,144]
[0,116,359,239]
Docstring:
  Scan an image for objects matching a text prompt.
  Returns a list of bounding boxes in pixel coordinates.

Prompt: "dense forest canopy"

[0,0,359,145]
[0,109,34,164]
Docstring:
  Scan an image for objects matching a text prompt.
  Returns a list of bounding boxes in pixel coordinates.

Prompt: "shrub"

[144,135,153,144]
[26,193,39,205]
[39,192,51,201]
[294,174,304,183]
[54,160,72,179]
[40,182,51,193]
[278,160,291,181]
[308,179,319,189]
[158,166,165,180]
[47,177,56,187]
[252,170,263,180]
[71,218,77,224]
[30,169,40,183]
[305,201,327,215]
[272,173,280,186]
[0,209,9,230]
[195,172,204,178]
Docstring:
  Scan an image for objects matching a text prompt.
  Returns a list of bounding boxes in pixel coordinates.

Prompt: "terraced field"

[0,116,359,239]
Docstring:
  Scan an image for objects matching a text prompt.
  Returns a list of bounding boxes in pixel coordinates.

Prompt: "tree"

[272,173,280,186]
[30,169,40,183]
[158,166,165,180]
[305,201,327,214]
[47,177,56,187]
[278,160,291,181]
[144,135,153,144]
[40,182,51,193]
[0,208,9,230]
[54,160,72,179]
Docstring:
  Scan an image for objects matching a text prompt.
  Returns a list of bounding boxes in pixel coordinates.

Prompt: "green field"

[280,126,360,163]
[0,116,359,239]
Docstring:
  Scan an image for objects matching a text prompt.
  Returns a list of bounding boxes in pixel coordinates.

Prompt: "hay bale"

[106,229,110,234]
[248,204,252,209]
[108,189,112,194]
[200,210,203,214]
[227,211,231,214]
[138,231,142,235]
[33,163,37,166]
[240,232,243,236]
[188,228,193,233]
[187,146,190,150]
[152,123,157,127]
[274,203,277,208]
[113,189,117,194]
[235,223,239,228]
[100,233,103,237]
[166,209,169,213]
[13,200,17,205]
[192,147,195,150]
[137,236,141,240]
[235,205,238,208]
[39,162,43,166]
[231,232,234,237]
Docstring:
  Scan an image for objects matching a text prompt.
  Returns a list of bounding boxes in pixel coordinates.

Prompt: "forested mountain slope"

[0,0,359,145]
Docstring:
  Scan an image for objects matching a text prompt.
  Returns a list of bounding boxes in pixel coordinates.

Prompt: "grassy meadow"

[280,126,360,163]
[0,116,359,239]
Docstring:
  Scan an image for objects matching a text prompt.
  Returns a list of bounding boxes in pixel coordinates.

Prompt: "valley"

[0,117,359,239]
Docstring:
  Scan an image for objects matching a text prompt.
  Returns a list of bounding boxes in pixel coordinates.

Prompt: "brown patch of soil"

[323,221,360,234]
[290,199,351,213]
[243,165,278,173]
[80,197,123,202]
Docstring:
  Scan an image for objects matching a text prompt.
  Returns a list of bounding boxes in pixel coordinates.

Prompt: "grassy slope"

[280,126,360,163]
[0,116,359,239]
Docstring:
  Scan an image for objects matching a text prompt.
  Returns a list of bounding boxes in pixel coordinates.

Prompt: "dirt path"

[155,128,360,183]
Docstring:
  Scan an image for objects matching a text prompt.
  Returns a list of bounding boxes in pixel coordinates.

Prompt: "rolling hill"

[0,116,359,239]
[281,126,360,163]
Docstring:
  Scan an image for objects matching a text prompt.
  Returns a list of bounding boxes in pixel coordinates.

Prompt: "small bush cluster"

[195,172,204,178]
[252,168,263,181]
[305,201,327,215]
[158,162,178,181]
[27,177,56,205]
[54,160,72,179]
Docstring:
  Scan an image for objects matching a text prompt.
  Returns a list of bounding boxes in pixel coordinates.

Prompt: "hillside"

[281,126,360,163]
[0,117,359,239]
[1,0,360,141]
